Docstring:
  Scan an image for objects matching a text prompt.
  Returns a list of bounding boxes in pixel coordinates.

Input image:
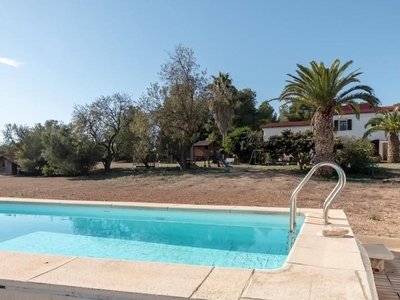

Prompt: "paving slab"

[294,233,360,253]
[0,289,87,300]
[286,243,365,271]
[0,251,76,281]
[168,204,233,212]
[191,267,252,300]
[29,257,212,299]
[243,264,371,300]
[230,206,292,214]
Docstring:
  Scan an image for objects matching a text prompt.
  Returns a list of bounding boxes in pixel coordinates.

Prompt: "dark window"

[333,120,338,131]
[340,120,347,131]
[205,146,209,150]
[0,161,5,168]
[347,119,352,130]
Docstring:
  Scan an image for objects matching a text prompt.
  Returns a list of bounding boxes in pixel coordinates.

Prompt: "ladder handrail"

[323,167,346,222]
[289,162,346,234]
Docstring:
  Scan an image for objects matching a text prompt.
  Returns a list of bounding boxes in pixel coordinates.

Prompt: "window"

[333,119,352,131]
[0,161,5,168]
[340,120,347,131]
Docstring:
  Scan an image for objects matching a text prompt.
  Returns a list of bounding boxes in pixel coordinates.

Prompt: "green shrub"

[42,164,57,177]
[335,136,374,174]
[223,127,263,163]
[16,158,43,175]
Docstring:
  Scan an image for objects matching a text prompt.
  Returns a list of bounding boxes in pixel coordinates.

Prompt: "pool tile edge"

[0,200,376,300]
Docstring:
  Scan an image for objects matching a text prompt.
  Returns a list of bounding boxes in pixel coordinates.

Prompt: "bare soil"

[1,163,400,238]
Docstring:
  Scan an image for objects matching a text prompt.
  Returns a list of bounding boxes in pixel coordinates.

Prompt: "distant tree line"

[3,46,391,177]
[0,45,277,175]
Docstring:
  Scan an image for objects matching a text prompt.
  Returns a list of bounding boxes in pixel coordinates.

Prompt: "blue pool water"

[0,202,304,269]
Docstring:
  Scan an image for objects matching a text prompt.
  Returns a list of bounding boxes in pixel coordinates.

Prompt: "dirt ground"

[1,162,400,239]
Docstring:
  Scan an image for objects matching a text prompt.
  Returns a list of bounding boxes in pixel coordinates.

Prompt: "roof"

[262,104,396,129]
[262,120,311,129]
[342,103,394,115]
[0,154,16,164]
[193,140,214,146]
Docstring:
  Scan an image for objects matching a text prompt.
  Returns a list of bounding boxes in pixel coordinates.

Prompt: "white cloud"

[0,57,23,68]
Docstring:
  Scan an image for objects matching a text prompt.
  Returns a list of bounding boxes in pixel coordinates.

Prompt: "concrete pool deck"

[0,198,377,300]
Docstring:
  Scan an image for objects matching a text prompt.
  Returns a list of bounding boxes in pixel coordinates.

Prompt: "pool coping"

[0,197,377,300]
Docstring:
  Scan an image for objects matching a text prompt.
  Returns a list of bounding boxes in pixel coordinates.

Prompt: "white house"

[262,104,394,160]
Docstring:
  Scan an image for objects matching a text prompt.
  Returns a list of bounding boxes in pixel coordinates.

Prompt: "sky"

[1,0,400,137]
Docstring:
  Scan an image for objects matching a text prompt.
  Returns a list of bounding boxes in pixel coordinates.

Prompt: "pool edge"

[0,198,377,300]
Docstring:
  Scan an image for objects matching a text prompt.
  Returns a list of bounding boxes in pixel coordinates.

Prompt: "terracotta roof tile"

[262,120,311,128]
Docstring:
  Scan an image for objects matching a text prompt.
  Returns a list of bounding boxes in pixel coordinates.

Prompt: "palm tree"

[210,72,237,141]
[279,59,380,176]
[364,105,400,163]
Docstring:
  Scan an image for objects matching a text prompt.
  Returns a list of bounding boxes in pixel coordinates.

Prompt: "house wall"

[263,112,388,157]
[193,147,207,158]
[0,159,13,175]
[192,145,215,159]
[333,113,385,141]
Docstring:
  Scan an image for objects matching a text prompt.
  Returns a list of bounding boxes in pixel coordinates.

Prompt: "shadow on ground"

[67,165,308,182]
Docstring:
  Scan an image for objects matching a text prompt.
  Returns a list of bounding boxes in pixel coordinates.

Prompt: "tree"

[0,143,13,155]
[223,127,263,163]
[364,105,400,163]
[209,72,237,141]
[279,59,380,176]
[2,123,31,155]
[41,121,101,175]
[113,106,137,162]
[131,110,158,168]
[257,100,277,126]
[73,93,133,173]
[264,130,314,170]
[198,116,222,144]
[3,123,47,174]
[278,103,314,122]
[232,88,258,130]
[141,45,209,169]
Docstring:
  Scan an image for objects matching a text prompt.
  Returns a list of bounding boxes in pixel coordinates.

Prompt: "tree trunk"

[142,159,150,169]
[177,149,189,169]
[102,152,113,173]
[222,131,227,142]
[313,111,335,177]
[104,158,112,173]
[387,133,400,163]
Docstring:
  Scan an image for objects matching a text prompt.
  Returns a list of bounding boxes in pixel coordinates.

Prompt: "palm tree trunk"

[387,133,400,163]
[313,111,335,176]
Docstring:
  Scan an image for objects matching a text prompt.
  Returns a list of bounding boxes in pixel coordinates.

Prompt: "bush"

[335,136,374,174]
[223,127,263,163]
[42,164,57,176]
[264,129,314,169]
[16,158,43,175]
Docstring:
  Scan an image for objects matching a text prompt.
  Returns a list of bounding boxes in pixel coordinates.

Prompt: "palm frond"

[363,125,386,138]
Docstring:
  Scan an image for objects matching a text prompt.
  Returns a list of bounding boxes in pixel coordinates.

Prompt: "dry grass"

[1,162,400,238]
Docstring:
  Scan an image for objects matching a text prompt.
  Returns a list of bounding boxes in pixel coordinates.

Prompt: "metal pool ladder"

[288,162,346,248]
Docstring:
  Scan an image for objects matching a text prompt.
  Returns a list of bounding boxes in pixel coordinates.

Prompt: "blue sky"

[1,0,399,135]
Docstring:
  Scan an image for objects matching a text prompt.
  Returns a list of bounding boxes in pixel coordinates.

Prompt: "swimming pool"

[0,202,304,269]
